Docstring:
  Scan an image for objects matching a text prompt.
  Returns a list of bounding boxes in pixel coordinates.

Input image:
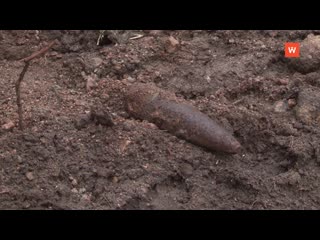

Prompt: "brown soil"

[1,30,320,210]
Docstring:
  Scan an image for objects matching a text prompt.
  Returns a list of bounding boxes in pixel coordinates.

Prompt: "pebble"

[212,36,219,41]
[149,30,162,36]
[165,36,180,53]
[119,111,129,118]
[17,156,23,164]
[74,113,91,130]
[23,134,38,143]
[127,169,144,180]
[71,179,78,186]
[81,194,91,201]
[179,163,193,177]
[168,36,179,46]
[122,121,132,131]
[90,57,103,68]
[278,78,289,85]
[1,121,15,130]
[112,176,119,183]
[276,171,301,186]
[274,101,288,113]
[85,74,98,92]
[23,202,31,209]
[96,168,113,178]
[56,184,71,197]
[256,52,264,58]
[127,76,136,83]
[288,98,297,108]
[295,87,320,125]
[26,172,34,181]
[91,109,114,127]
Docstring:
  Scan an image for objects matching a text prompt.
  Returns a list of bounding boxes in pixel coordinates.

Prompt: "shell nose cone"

[229,139,242,153]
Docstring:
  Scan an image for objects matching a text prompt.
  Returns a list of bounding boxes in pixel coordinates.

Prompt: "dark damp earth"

[1,30,320,209]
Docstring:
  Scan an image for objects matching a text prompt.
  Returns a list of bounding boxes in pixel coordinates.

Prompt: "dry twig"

[15,40,56,130]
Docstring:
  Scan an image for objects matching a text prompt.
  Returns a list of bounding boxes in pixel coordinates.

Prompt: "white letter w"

[288,47,296,53]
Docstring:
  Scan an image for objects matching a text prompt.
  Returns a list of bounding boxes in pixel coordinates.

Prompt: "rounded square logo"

[285,43,300,58]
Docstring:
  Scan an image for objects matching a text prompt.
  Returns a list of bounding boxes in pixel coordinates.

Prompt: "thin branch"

[20,40,57,62]
[15,40,57,130]
[15,62,30,130]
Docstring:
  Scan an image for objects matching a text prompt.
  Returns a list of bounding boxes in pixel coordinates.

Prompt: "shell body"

[125,83,241,154]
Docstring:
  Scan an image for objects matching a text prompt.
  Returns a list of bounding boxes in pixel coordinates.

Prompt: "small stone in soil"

[112,176,119,183]
[74,113,91,130]
[288,98,297,108]
[179,163,194,177]
[81,194,91,201]
[295,87,320,125]
[127,76,135,83]
[148,30,162,36]
[23,202,31,209]
[91,57,103,68]
[17,156,23,163]
[278,78,289,85]
[26,172,34,181]
[1,121,15,130]
[90,107,114,127]
[86,74,98,92]
[166,36,180,53]
[71,179,78,186]
[274,101,288,113]
[122,121,133,131]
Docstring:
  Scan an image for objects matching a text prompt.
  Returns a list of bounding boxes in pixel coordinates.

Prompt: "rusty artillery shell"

[125,83,241,154]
